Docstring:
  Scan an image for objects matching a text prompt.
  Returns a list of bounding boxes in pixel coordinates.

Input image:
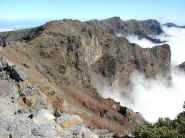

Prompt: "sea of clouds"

[98,26,185,123]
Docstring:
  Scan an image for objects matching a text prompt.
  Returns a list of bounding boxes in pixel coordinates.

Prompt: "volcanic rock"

[0,57,27,81]
[87,17,164,43]
[0,18,172,137]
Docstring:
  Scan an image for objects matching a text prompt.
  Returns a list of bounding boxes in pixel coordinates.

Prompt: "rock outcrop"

[0,18,171,137]
[0,57,27,81]
[178,62,185,71]
[87,17,164,43]
[93,43,171,87]
[164,23,185,28]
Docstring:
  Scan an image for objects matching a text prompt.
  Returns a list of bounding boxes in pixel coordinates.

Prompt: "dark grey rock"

[0,57,27,82]
[164,23,185,28]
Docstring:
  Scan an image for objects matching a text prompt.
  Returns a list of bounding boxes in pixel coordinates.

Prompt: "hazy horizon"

[0,0,184,30]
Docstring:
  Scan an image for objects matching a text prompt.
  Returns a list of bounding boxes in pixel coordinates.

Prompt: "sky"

[0,0,185,29]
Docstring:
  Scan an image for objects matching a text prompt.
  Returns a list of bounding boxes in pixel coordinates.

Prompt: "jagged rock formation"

[0,18,171,137]
[0,17,165,45]
[93,43,171,87]
[0,57,27,81]
[87,17,164,43]
[0,26,44,47]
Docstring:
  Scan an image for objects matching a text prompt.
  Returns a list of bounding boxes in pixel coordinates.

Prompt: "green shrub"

[135,105,185,138]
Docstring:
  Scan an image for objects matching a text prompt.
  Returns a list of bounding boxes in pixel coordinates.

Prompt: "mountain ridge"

[164,22,185,28]
[0,17,166,44]
[0,17,172,137]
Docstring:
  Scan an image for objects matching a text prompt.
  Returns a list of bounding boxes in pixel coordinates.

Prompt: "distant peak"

[164,22,185,28]
[105,16,122,22]
[144,19,160,24]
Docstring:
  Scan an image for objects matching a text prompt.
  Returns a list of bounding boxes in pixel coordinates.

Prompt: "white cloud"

[96,68,185,123]
[127,69,185,122]
[127,35,157,48]
[0,28,13,32]
[160,26,185,65]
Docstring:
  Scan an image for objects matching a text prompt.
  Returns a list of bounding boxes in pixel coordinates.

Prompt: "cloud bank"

[96,68,185,123]
[128,69,185,122]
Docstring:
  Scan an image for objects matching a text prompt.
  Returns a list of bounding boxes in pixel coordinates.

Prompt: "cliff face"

[0,18,171,137]
[93,43,171,87]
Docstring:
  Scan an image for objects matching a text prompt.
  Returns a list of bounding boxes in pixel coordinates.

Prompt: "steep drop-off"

[0,18,171,137]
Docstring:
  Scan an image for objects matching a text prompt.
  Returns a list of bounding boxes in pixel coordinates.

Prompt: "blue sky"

[0,0,185,29]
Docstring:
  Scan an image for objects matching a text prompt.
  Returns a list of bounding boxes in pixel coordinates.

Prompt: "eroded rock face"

[94,43,171,87]
[0,19,171,137]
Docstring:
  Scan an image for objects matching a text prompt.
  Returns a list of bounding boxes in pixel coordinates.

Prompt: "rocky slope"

[0,18,171,137]
[0,57,105,138]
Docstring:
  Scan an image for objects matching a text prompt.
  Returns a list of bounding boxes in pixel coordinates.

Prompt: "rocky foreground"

[0,58,106,138]
[0,18,173,137]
